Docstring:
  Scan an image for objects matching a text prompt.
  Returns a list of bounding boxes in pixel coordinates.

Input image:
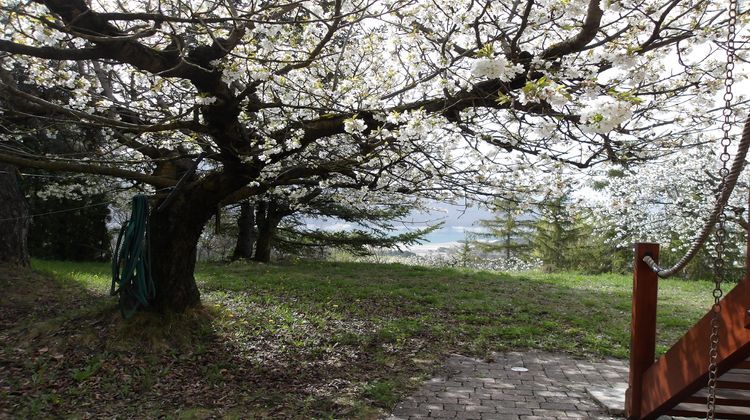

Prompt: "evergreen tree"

[25,190,112,261]
[472,198,534,260]
[532,185,581,272]
[0,67,111,262]
[228,188,440,262]
[456,234,476,268]
[20,137,112,261]
[274,196,441,260]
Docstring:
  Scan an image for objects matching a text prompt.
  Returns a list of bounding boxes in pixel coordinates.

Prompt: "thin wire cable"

[0,170,89,178]
[0,200,112,222]
[0,186,173,222]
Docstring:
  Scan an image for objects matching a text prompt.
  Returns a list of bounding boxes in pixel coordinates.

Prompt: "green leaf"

[496,92,511,105]
[475,44,494,58]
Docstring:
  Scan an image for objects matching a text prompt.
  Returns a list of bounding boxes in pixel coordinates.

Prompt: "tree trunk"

[147,196,213,312]
[253,217,280,263]
[0,164,29,266]
[231,201,256,260]
[253,201,282,263]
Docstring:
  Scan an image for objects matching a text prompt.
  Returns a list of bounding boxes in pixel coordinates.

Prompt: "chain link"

[706,0,738,417]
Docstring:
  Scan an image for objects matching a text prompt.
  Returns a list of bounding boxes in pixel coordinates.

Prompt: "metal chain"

[706,0,738,417]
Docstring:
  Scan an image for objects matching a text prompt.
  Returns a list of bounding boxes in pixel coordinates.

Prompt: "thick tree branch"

[288,76,574,143]
[0,40,107,60]
[39,0,216,84]
[0,81,205,134]
[540,0,603,60]
[0,153,177,187]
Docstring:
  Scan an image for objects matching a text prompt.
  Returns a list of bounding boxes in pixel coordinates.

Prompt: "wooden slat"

[636,275,750,419]
[683,397,750,407]
[669,409,750,419]
[692,387,750,400]
[716,380,750,390]
[669,402,750,418]
[685,380,750,407]
[718,371,750,383]
[684,396,750,407]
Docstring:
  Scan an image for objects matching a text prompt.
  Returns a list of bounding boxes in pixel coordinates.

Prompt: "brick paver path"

[387,351,629,419]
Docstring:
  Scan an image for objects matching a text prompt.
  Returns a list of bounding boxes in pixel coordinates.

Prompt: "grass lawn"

[0,260,718,418]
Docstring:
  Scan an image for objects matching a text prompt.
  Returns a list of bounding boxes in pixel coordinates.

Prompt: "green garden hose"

[111,195,155,319]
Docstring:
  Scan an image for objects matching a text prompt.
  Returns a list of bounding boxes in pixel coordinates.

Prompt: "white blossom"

[344,118,367,134]
[471,56,524,81]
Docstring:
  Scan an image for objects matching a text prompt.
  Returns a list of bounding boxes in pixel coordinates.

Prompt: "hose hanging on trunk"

[111,194,155,319]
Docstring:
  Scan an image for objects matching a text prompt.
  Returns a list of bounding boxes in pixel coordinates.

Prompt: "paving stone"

[432,411,459,418]
[586,383,627,415]
[444,403,466,412]
[480,414,521,420]
[392,408,424,416]
[539,402,579,410]
[514,401,541,409]
[438,391,468,398]
[532,409,568,417]
[384,351,629,420]
[533,390,568,398]
[464,405,495,413]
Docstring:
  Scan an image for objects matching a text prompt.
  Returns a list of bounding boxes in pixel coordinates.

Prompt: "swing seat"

[627,244,750,419]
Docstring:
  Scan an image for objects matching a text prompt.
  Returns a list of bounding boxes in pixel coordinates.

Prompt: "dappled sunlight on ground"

[0,260,712,417]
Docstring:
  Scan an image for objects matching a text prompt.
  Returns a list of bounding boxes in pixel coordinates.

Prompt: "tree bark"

[0,164,30,266]
[147,203,206,311]
[253,201,282,263]
[144,166,256,312]
[253,222,277,263]
[231,201,256,260]
[146,181,234,312]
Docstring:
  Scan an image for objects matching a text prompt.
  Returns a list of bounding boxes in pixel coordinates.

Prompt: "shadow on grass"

[0,260,713,418]
[0,263,108,331]
[1,263,389,418]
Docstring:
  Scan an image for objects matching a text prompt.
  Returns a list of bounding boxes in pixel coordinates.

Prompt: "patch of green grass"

[33,259,111,293]
[195,261,719,393]
[3,259,721,419]
[363,379,400,408]
[71,355,105,382]
[376,318,430,343]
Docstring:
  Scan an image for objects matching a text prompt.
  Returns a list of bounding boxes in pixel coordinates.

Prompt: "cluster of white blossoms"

[344,118,367,134]
[471,56,525,82]
[590,143,749,268]
[518,79,572,109]
[1,0,745,248]
[33,177,109,201]
[195,96,218,106]
[580,97,635,134]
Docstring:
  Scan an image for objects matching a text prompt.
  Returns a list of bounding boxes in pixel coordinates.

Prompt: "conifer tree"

[473,197,534,260]
[532,182,581,272]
